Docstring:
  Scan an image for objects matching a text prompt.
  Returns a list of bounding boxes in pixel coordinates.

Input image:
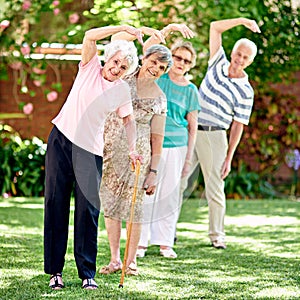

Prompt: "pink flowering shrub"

[46,91,58,102]
[69,13,79,24]
[23,103,34,114]
[53,8,60,15]
[22,0,31,10]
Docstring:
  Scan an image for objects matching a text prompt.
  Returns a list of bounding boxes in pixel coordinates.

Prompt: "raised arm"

[143,23,194,52]
[111,26,166,51]
[209,17,261,60]
[81,25,142,65]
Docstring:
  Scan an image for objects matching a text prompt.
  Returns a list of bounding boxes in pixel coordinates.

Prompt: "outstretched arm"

[81,25,142,65]
[209,17,261,60]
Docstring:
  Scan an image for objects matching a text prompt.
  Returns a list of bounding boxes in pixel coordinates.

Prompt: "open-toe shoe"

[49,273,64,290]
[82,278,98,290]
[99,261,122,274]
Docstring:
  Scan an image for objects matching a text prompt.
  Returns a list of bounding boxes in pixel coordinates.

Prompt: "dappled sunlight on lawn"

[0,202,44,209]
[227,235,300,258]
[1,198,299,299]
[176,222,207,239]
[226,214,300,226]
[254,287,300,298]
[225,213,300,258]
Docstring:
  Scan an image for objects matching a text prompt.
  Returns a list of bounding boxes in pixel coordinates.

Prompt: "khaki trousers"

[181,130,228,242]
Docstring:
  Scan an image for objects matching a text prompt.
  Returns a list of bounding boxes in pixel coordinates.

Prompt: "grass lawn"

[0,197,299,299]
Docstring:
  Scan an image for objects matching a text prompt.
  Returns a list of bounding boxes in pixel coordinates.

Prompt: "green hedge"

[0,124,280,199]
[0,124,46,197]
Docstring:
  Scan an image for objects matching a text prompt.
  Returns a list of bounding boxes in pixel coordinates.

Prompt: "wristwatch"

[149,168,158,174]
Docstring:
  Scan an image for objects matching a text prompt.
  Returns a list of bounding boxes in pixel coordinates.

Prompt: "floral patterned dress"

[100,69,167,222]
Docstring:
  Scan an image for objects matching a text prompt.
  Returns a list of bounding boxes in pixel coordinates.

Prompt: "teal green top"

[156,73,200,148]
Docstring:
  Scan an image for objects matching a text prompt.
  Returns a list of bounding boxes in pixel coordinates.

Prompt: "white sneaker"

[160,248,177,258]
[136,248,147,258]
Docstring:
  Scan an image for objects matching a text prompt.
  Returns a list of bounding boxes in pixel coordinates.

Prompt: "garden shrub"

[0,124,46,197]
[188,162,277,200]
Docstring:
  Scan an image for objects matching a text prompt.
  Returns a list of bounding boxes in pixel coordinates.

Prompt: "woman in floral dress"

[99,44,173,275]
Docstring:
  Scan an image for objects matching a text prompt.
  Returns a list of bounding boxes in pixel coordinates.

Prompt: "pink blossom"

[33,80,42,87]
[9,62,22,70]
[53,8,60,15]
[47,91,58,102]
[23,103,34,115]
[69,13,80,24]
[0,20,10,30]
[2,192,11,199]
[21,45,30,56]
[52,0,60,6]
[32,67,46,74]
[22,0,31,10]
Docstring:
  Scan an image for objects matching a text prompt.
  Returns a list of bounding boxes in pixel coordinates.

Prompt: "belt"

[198,125,226,131]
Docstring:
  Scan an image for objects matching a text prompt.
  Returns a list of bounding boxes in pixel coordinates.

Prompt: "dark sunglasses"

[172,54,192,65]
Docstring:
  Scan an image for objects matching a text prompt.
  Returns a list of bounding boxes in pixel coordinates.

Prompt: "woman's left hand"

[143,172,157,195]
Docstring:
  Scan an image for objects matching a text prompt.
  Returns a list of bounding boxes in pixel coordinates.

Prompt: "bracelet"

[149,168,158,174]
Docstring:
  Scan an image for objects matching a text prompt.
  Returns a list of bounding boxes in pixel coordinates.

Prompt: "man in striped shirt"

[182,17,261,249]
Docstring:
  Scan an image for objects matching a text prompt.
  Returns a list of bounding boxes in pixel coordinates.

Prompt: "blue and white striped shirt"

[198,47,254,129]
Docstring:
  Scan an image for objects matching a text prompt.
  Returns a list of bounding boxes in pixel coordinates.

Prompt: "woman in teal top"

[137,36,200,259]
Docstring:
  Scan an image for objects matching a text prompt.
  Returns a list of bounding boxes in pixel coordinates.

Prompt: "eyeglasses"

[172,55,192,65]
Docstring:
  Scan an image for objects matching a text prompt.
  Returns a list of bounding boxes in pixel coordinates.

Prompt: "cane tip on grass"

[118,284,123,288]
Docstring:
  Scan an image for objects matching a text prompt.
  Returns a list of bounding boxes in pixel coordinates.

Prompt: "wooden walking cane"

[119,159,141,288]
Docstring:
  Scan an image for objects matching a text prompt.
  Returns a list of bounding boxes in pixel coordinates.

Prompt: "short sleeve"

[115,82,133,118]
[208,46,226,68]
[78,54,100,73]
[188,84,201,112]
[154,94,167,115]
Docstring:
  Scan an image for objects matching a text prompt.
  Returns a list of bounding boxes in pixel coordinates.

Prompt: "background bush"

[0,124,46,197]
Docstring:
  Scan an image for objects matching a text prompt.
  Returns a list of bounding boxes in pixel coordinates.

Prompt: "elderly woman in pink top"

[44,25,143,290]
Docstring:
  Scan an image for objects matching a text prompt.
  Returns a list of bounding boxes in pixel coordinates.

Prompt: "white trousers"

[139,146,187,248]
[181,130,228,242]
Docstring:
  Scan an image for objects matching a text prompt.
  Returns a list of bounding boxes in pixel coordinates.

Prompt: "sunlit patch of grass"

[1,197,299,299]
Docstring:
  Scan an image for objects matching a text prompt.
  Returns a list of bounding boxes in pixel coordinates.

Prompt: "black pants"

[44,126,102,279]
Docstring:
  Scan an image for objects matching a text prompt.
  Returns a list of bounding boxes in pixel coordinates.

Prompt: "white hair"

[104,40,139,75]
[144,44,173,72]
[232,38,257,61]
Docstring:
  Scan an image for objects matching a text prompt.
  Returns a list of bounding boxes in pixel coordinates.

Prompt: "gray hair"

[144,44,173,72]
[171,41,197,68]
[232,38,257,61]
[104,40,139,75]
